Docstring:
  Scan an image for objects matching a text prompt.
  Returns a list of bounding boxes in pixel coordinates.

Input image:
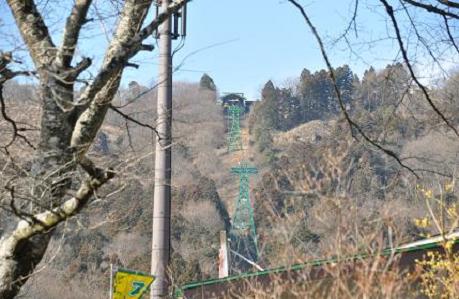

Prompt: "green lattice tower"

[229,162,259,273]
[227,105,242,152]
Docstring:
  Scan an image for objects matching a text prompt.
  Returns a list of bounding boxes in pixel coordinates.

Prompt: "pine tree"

[251,81,278,155]
[277,88,301,130]
[335,65,354,111]
[299,68,316,122]
[259,80,280,129]
[199,73,217,91]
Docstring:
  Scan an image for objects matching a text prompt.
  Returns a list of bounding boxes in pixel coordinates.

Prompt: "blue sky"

[126,0,400,99]
[1,0,452,99]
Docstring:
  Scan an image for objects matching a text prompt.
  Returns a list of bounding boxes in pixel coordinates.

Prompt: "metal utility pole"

[151,0,173,297]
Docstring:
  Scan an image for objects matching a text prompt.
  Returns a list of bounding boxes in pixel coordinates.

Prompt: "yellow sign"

[113,269,155,299]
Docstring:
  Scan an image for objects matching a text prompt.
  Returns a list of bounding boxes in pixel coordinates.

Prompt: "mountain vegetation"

[2,62,458,297]
[249,64,459,282]
[2,0,459,298]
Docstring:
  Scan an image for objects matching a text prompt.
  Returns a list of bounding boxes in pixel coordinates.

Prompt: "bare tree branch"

[287,0,419,178]
[381,0,459,137]
[336,0,360,42]
[399,0,448,76]
[110,104,159,135]
[6,0,56,67]
[438,0,459,9]
[0,86,36,151]
[0,52,36,151]
[5,184,44,226]
[0,166,114,266]
[71,0,189,157]
[402,0,459,19]
[76,0,188,108]
[56,0,93,68]
[442,15,459,54]
[0,1,189,297]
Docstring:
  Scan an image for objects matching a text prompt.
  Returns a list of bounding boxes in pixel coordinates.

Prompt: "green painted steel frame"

[227,105,243,152]
[174,235,459,298]
[229,163,259,271]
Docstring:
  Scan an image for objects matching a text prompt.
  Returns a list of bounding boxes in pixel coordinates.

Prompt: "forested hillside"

[3,1,459,298]
[0,81,230,298]
[2,62,458,297]
[249,64,459,269]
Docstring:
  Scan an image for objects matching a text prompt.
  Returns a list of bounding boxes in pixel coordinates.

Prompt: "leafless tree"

[287,0,459,179]
[0,1,188,298]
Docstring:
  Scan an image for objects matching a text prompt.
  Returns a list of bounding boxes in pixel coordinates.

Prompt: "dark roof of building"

[221,93,246,102]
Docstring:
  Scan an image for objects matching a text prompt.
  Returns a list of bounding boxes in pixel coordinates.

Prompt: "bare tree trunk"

[0,1,188,297]
[0,233,52,299]
[0,71,75,298]
[35,75,76,198]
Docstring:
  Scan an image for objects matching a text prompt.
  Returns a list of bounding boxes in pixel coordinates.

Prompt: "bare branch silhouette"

[287,0,419,178]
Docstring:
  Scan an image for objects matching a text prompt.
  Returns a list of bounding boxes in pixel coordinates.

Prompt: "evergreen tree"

[360,66,378,111]
[199,73,217,91]
[335,65,355,111]
[314,69,335,116]
[277,88,301,131]
[298,65,356,121]
[358,64,410,113]
[299,68,316,122]
[251,81,278,156]
[259,80,280,129]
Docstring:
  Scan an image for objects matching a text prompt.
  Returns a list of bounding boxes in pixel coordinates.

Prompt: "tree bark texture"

[0,0,188,297]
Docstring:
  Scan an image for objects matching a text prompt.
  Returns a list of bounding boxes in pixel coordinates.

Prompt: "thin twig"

[287,0,419,178]
[109,104,159,136]
[381,0,459,137]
